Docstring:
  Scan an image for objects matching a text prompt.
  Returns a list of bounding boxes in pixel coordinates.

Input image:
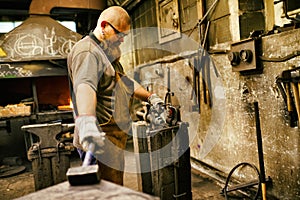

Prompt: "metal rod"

[226,179,259,193]
[198,0,219,26]
[254,101,267,200]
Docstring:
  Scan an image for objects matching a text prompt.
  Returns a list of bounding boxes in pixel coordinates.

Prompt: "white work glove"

[147,94,166,125]
[75,115,105,154]
[148,93,164,107]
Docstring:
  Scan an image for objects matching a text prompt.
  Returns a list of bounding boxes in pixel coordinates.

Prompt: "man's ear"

[100,21,107,28]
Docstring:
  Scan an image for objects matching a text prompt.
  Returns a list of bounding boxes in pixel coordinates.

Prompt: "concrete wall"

[198,29,300,199]
[122,0,300,198]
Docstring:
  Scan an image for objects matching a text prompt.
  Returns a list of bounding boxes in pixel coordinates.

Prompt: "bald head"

[98,6,131,34]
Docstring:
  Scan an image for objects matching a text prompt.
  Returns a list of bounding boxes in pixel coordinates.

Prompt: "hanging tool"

[191,57,201,113]
[276,76,298,127]
[165,66,174,106]
[285,82,298,127]
[276,66,300,126]
[189,0,220,112]
[289,66,300,121]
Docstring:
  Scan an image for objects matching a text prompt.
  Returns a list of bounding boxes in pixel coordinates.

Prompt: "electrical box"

[228,38,262,75]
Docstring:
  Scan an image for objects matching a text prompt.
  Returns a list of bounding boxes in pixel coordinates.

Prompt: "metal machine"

[133,91,192,200]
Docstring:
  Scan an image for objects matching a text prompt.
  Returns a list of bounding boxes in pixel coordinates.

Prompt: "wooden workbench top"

[15,180,160,200]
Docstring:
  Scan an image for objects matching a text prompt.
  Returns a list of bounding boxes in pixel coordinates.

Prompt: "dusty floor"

[0,142,226,200]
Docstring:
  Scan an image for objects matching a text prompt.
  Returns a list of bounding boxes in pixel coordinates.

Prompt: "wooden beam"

[264,0,275,31]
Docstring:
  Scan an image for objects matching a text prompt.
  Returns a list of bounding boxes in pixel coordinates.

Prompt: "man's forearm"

[133,87,152,102]
[76,83,97,116]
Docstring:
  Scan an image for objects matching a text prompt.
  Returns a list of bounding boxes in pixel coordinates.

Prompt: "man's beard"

[106,42,121,62]
[102,34,122,62]
[112,40,121,47]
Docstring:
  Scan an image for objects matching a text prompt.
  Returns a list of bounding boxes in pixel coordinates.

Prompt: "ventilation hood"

[0,15,82,62]
[0,0,107,77]
[0,0,107,63]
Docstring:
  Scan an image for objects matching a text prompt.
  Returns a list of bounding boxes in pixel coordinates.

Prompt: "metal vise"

[133,92,192,200]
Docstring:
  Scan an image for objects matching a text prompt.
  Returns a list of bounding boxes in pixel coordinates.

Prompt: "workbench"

[15,180,160,200]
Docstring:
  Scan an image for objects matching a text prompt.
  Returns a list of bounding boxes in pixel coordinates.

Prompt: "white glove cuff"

[147,93,160,104]
[148,94,165,107]
[75,115,97,123]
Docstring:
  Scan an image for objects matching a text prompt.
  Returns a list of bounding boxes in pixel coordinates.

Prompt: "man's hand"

[75,115,105,154]
[148,93,164,107]
[147,94,166,126]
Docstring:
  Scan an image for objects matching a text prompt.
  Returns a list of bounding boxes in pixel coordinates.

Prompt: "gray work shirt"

[67,34,136,134]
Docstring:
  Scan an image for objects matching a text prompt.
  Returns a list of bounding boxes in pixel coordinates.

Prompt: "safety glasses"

[108,22,127,39]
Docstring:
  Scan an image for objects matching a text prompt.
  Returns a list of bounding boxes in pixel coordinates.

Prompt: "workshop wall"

[124,0,300,199]
[203,29,300,199]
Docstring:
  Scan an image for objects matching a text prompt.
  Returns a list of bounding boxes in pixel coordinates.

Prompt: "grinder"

[66,143,100,186]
